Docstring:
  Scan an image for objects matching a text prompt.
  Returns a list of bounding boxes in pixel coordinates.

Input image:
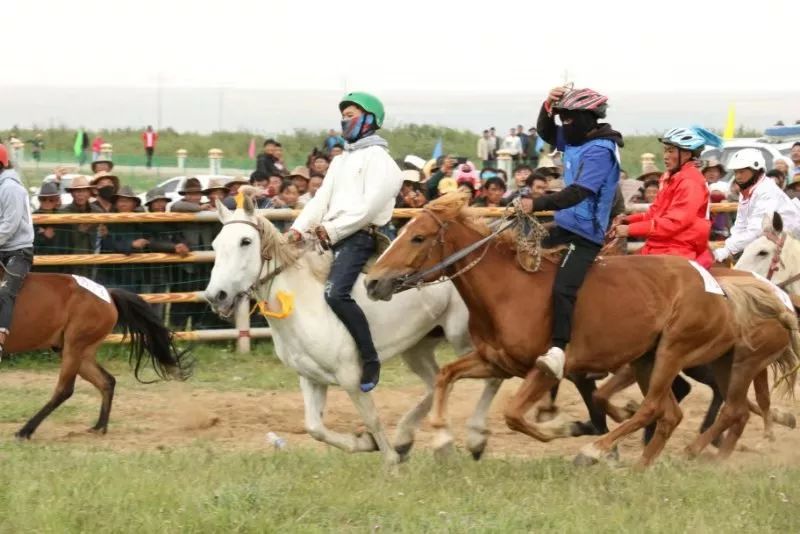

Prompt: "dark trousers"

[542,228,601,349]
[325,230,378,363]
[0,248,34,333]
[145,147,155,168]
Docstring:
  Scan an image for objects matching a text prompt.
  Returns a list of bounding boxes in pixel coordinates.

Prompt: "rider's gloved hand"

[285,229,303,243]
[713,247,731,263]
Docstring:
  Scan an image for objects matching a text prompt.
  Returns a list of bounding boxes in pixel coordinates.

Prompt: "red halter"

[764,230,786,281]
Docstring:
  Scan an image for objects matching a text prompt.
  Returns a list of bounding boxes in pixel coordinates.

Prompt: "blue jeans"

[0,248,33,333]
[325,230,378,363]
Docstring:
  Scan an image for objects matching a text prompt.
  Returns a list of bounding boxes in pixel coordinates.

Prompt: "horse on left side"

[3,272,192,439]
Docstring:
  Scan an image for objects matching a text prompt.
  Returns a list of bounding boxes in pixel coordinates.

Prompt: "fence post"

[176,149,187,171]
[496,149,513,189]
[640,152,656,173]
[235,298,251,353]
[100,143,113,161]
[209,148,223,174]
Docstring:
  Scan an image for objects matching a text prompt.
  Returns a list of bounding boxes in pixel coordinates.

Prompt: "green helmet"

[339,92,385,128]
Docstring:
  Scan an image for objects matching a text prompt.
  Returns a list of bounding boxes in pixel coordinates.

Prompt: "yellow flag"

[723,104,736,140]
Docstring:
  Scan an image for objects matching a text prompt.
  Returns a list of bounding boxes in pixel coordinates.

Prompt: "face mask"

[561,111,597,146]
[97,186,115,200]
[341,113,375,142]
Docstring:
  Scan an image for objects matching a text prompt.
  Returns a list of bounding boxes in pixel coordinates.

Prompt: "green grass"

[0,445,796,533]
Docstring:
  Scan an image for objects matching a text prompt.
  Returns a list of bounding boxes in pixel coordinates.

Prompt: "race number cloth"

[688,260,725,296]
[750,272,794,312]
[71,275,111,303]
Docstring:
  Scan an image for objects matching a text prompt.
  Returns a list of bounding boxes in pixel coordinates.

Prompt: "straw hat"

[91,170,121,191]
[202,177,229,194]
[179,177,203,194]
[437,178,459,194]
[90,159,114,173]
[401,169,422,183]
[112,186,142,206]
[144,187,170,205]
[289,166,310,180]
[702,158,726,175]
[636,162,662,181]
[38,182,61,197]
[65,175,94,191]
[224,176,250,188]
[422,159,438,180]
[404,154,426,170]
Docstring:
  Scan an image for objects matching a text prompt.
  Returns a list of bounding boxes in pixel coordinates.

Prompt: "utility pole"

[217,86,224,131]
[156,71,164,130]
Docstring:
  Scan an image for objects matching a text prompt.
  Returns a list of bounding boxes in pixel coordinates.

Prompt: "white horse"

[736,212,800,296]
[204,192,502,465]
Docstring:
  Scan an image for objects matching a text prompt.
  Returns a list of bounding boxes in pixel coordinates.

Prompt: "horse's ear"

[762,212,775,233]
[773,211,784,234]
[217,200,232,222]
[242,193,255,216]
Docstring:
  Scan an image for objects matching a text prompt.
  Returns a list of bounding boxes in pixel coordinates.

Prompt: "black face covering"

[560,110,598,146]
[97,186,115,200]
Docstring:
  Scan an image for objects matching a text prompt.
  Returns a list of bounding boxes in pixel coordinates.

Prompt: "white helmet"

[728,148,766,172]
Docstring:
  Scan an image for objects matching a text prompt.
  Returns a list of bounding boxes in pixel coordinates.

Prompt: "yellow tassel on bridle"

[235,190,245,209]
[251,290,295,319]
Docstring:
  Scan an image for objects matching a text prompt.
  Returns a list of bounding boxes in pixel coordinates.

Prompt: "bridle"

[763,230,800,290]
[393,208,517,292]
[218,218,286,317]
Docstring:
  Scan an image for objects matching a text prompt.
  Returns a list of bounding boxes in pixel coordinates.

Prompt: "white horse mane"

[250,213,332,283]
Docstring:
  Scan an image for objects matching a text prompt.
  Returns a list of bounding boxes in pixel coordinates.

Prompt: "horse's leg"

[503,367,562,442]
[751,368,774,441]
[637,387,683,469]
[714,360,756,459]
[644,374,691,445]
[298,377,378,453]
[430,351,498,458]
[16,350,81,439]
[393,341,439,459]
[576,342,688,467]
[592,364,638,424]
[345,389,401,466]
[465,378,503,460]
[684,364,725,445]
[534,384,560,423]
[567,374,609,436]
[77,357,116,434]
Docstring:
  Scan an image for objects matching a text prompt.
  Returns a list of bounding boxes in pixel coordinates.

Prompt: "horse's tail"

[109,288,193,383]
[718,277,799,398]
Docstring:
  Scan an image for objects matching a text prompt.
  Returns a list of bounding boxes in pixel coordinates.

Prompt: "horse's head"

[366,192,471,301]
[735,212,790,283]
[205,189,282,318]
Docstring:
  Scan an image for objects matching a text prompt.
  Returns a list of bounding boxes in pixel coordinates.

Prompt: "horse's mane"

[425,192,562,266]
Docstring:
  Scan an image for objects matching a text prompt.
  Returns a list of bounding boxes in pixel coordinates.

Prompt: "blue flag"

[432,138,443,160]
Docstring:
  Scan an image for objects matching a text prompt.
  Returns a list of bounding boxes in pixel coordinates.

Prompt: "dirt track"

[2,371,799,466]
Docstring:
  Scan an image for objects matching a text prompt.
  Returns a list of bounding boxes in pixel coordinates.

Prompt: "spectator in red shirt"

[141,125,158,168]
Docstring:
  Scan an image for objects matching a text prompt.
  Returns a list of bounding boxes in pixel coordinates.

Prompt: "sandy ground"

[2,371,799,466]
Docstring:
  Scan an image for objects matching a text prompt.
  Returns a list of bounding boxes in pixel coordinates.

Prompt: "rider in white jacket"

[714,148,800,262]
[289,92,403,392]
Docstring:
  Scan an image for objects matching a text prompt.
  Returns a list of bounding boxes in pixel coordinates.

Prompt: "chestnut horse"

[4,272,192,439]
[366,194,799,467]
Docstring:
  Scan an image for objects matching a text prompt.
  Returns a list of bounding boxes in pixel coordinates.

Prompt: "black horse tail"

[109,288,193,382]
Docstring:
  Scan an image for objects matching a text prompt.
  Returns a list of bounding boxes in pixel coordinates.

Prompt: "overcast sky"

[3,0,797,134]
[5,0,797,93]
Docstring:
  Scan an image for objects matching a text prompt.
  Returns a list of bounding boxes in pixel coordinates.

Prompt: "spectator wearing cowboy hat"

[630,178,660,204]
[61,175,104,278]
[396,169,426,209]
[225,176,249,197]
[33,182,68,271]
[98,186,148,290]
[202,177,229,208]
[90,159,114,174]
[299,173,324,206]
[289,166,311,196]
[436,177,459,197]
[701,158,726,186]
[90,171,121,213]
[171,177,218,330]
[774,156,793,181]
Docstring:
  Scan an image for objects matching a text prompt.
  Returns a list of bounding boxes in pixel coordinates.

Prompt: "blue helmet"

[659,126,722,151]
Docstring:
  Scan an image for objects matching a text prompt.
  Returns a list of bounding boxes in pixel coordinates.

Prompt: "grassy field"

[0,343,798,532]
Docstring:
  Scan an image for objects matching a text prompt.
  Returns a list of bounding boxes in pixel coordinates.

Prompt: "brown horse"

[5,272,192,439]
[366,194,798,467]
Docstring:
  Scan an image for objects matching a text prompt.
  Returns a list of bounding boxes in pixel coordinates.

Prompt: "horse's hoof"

[535,408,558,423]
[394,442,413,461]
[87,427,108,435]
[569,420,599,437]
[470,446,486,461]
[786,413,797,429]
[605,445,620,463]
[14,431,31,441]
[624,400,641,415]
